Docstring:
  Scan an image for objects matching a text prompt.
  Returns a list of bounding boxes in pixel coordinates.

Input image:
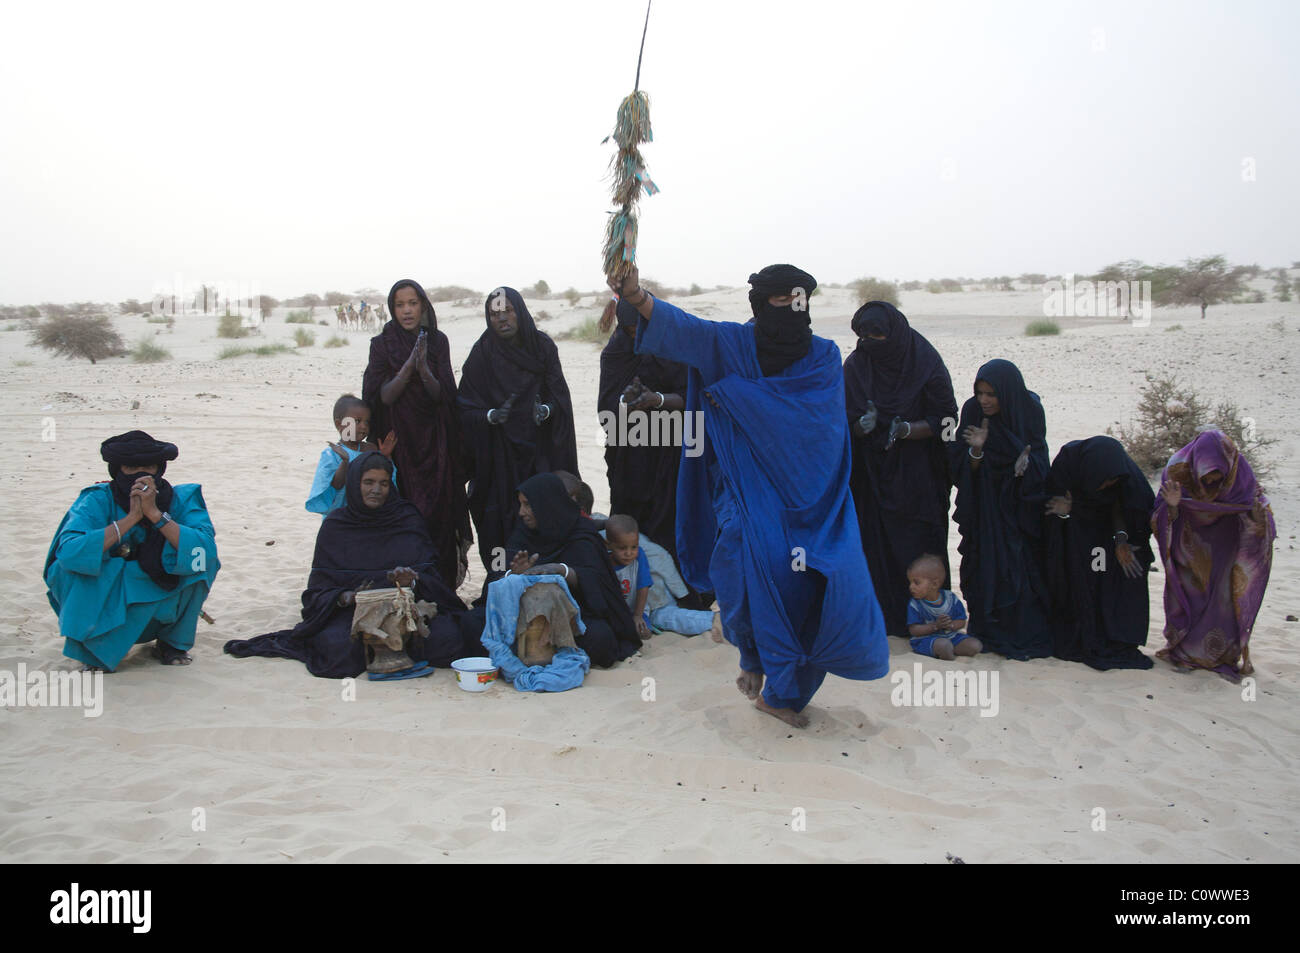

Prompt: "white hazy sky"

[1,0,1296,304]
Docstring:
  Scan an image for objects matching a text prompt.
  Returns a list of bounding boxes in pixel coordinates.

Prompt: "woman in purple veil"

[1153,429,1275,682]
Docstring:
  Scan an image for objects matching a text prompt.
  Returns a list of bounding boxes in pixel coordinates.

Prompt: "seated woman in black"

[1043,436,1155,671]
[505,473,640,668]
[224,453,468,678]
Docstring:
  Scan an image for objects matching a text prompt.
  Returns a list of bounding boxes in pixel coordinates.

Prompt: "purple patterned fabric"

[1153,430,1276,681]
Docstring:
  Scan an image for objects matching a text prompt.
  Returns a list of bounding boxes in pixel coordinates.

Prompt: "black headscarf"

[951,359,1049,474]
[1049,436,1154,519]
[747,263,817,376]
[100,430,180,590]
[335,452,409,526]
[511,473,581,558]
[846,301,950,421]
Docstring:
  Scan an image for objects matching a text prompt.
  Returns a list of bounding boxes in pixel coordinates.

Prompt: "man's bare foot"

[710,612,724,643]
[736,669,763,699]
[754,695,810,729]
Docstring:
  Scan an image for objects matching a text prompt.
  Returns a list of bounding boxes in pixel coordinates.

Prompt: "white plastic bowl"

[451,656,499,692]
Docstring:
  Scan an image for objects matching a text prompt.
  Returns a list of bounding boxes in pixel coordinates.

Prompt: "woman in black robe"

[223,453,468,678]
[458,287,580,571]
[598,298,689,559]
[361,279,471,589]
[843,301,958,635]
[507,473,640,668]
[1043,436,1155,670]
[949,359,1052,659]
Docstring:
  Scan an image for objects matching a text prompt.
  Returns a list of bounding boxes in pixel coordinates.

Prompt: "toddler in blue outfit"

[906,554,982,660]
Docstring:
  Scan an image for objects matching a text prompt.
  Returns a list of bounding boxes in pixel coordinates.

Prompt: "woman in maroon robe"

[362,279,471,589]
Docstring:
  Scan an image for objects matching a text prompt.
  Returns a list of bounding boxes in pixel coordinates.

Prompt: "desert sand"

[1,285,1297,863]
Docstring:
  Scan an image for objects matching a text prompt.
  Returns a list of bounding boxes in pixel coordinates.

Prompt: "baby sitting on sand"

[906,554,982,660]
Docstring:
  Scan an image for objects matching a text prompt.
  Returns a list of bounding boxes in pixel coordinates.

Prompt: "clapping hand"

[1014,444,1031,477]
[388,566,418,588]
[1115,541,1144,579]
[1045,491,1072,517]
[488,392,518,425]
[1159,480,1182,508]
[962,419,989,453]
[378,431,397,456]
[884,417,907,451]
[510,551,539,575]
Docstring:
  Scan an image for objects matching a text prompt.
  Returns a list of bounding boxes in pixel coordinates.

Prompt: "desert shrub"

[131,336,171,363]
[1025,320,1060,336]
[324,335,348,348]
[119,298,146,314]
[284,310,313,324]
[293,328,315,347]
[324,291,350,307]
[14,359,33,366]
[1112,375,1276,482]
[531,280,551,298]
[29,313,126,363]
[146,315,174,326]
[535,310,552,323]
[1165,324,1183,332]
[556,316,608,345]
[688,283,703,296]
[563,288,582,306]
[218,344,292,359]
[217,313,249,339]
[426,285,479,303]
[850,276,900,306]
[900,280,924,291]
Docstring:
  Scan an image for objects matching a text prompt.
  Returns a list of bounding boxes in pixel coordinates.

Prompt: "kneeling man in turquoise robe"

[45,430,220,671]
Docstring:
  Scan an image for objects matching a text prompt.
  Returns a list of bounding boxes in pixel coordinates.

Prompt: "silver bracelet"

[655,392,665,409]
[111,520,121,543]
[903,421,912,439]
[559,563,570,578]
[968,447,984,460]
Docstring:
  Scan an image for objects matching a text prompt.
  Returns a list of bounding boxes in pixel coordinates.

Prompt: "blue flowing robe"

[44,484,220,671]
[636,299,889,711]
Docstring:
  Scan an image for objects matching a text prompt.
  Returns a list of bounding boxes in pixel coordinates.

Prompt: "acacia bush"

[1111,375,1276,483]
[850,276,900,306]
[30,313,126,363]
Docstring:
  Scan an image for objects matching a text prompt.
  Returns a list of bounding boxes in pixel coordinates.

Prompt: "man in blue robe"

[45,431,220,671]
[608,264,889,728]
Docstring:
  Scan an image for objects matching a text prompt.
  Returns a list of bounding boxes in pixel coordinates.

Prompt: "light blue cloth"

[306,445,399,516]
[648,604,714,636]
[480,573,590,692]
[44,483,220,671]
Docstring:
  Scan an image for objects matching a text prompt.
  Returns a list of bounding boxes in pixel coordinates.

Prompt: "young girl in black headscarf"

[1043,436,1156,670]
[458,287,580,570]
[362,279,471,590]
[949,359,1052,659]
[844,301,958,635]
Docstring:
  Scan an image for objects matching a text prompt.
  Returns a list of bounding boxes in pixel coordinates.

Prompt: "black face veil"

[747,263,817,376]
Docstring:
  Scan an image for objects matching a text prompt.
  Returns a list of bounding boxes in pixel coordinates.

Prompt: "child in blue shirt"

[605,514,719,640]
[906,553,982,660]
[306,394,397,516]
